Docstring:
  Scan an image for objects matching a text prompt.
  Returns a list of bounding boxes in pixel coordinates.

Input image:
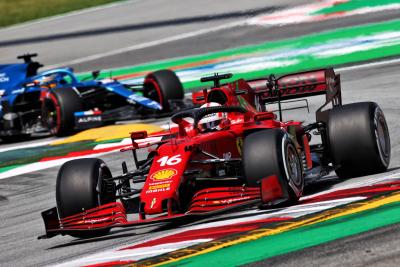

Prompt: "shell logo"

[150,169,177,180]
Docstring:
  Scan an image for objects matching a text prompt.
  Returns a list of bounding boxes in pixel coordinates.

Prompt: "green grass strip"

[0,164,24,173]
[0,0,123,27]
[0,141,96,168]
[0,138,127,172]
[161,200,400,267]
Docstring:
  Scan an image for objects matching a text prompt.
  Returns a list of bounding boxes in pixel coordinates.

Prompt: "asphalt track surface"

[1,1,400,267]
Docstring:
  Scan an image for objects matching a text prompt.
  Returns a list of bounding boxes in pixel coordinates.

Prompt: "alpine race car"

[0,53,185,140]
[39,68,391,239]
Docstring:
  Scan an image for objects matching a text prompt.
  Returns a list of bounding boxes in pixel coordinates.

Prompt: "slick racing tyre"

[144,69,184,112]
[328,102,391,178]
[56,158,116,238]
[243,129,304,204]
[42,88,82,136]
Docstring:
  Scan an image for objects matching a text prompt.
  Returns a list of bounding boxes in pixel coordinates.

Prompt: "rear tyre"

[328,102,390,178]
[243,129,304,204]
[56,158,116,238]
[144,69,184,112]
[42,88,82,136]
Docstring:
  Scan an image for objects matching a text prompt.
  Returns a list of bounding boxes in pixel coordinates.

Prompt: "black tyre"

[56,158,115,238]
[144,69,184,112]
[328,102,390,178]
[42,88,82,136]
[243,129,304,203]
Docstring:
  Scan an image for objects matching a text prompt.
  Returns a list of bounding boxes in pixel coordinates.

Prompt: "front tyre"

[328,102,390,178]
[56,158,116,238]
[243,129,304,204]
[144,69,184,112]
[42,88,82,136]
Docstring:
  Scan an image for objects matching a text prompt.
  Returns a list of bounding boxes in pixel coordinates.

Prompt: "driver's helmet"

[36,74,59,86]
[198,102,226,132]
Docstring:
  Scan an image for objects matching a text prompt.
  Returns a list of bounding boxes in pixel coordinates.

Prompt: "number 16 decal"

[157,155,182,166]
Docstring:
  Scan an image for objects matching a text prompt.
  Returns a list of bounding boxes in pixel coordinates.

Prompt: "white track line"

[336,57,400,72]
[46,20,246,69]
[55,239,212,267]
[0,150,120,180]
[0,140,53,153]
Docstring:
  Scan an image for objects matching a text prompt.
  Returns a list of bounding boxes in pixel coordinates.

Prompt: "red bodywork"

[40,68,341,238]
[139,112,283,215]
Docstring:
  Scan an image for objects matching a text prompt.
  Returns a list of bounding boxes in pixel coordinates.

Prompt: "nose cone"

[144,197,164,214]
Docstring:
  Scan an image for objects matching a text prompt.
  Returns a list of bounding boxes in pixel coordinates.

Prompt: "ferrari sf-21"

[0,53,185,139]
[39,68,391,239]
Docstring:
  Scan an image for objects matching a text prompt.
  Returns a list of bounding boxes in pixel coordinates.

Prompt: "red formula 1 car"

[39,68,391,239]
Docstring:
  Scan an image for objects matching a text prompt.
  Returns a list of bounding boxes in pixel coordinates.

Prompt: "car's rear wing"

[247,68,342,122]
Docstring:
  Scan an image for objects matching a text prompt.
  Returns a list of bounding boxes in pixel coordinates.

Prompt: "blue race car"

[0,54,185,140]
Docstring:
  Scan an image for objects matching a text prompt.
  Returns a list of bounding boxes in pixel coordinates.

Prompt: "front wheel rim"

[286,144,302,187]
[43,100,59,134]
[375,111,390,166]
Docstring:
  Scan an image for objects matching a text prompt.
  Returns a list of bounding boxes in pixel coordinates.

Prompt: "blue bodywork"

[0,55,164,137]
[0,64,161,118]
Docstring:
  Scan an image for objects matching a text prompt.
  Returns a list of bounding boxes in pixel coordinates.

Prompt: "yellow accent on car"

[51,124,163,145]
[151,169,177,180]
